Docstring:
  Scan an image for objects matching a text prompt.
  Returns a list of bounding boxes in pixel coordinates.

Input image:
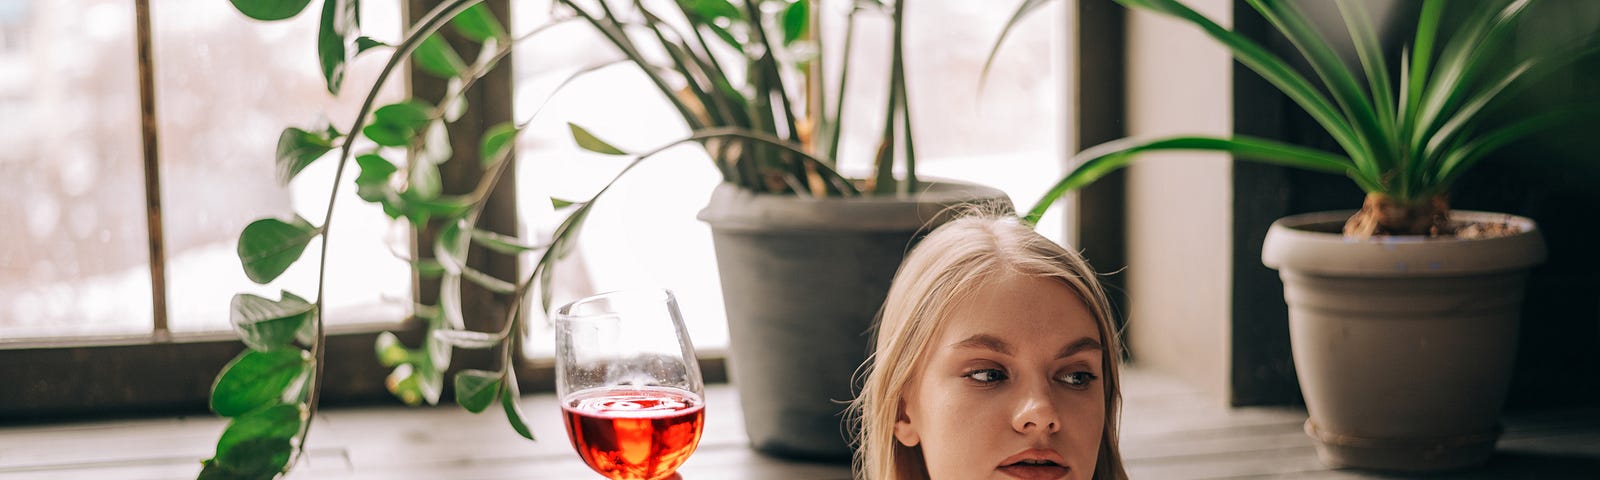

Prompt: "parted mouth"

[997,449,1069,480]
[997,463,1069,480]
[1000,448,1066,467]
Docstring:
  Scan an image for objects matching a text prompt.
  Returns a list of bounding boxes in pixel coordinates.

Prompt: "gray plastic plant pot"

[1263,210,1546,472]
[698,180,1011,460]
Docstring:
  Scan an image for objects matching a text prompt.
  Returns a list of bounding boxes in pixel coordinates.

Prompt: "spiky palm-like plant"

[1008,0,1596,237]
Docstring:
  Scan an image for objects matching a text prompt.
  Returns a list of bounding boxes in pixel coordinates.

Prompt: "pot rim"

[697,178,1012,233]
[1262,210,1547,277]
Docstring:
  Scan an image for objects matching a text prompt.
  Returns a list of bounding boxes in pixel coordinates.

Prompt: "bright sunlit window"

[0,0,408,343]
[510,0,1070,357]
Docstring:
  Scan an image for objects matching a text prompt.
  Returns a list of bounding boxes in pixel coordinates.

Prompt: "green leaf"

[229,291,315,352]
[1246,0,1387,173]
[355,36,390,55]
[437,273,464,342]
[196,459,237,480]
[237,215,319,284]
[396,190,472,226]
[682,0,743,21]
[432,329,505,350]
[354,154,398,203]
[537,265,556,312]
[1404,0,1445,132]
[373,101,433,133]
[500,372,535,440]
[461,267,517,294]
[421,196,474,219]
[414,34,467,78]
[294,305,317,346]
[1027,135,1358,224]
[375,331,411,367]
[435,222,468,274]
[1431,106,1592,191]
[454,369,503,414]
[982,0,1049,88]
[469,35,502,73]
[416,353,445,405]
[781,0,809,46]
[1121,0,1369,178]
[442,78,469,122]
[362,123,411,147]
[1411,1,1528,152]
[568,123,628,155]
[414,259,446,278]
[317,0,353,94]
[480,123,519,169]
[420,120,453,167]
[380,196,404,220]
[1335,0,1396,142]
[451,4,508,43]
[216,403,303,462]
[275,127,333,185]
[197,458,277,480]
[470,228,549,254]
[707,23,742,51]
[550,198,576,209]
[228,0,313,21]
[551,205,591,261]
[1423,59,1535,163]
[211,349,309,417]
[219,436,293,478]
[386,364,425,406]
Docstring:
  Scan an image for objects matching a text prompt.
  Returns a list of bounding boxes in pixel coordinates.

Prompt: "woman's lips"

[996,463,1070,480]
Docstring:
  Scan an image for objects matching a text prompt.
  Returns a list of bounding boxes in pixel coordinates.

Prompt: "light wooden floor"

[3,369,1599,479]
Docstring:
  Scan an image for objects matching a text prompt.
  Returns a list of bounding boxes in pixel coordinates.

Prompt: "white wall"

[1124,0,1233,403]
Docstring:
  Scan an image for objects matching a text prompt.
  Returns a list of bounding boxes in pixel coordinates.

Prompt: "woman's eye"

[964,368,1008,384]
[1060,371,1099,387]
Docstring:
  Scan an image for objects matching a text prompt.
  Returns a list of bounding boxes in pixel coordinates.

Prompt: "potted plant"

[1000,0,1596,472]
[202,0,1005,477]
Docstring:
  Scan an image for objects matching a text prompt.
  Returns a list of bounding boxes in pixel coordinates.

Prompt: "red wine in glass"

[563,386,705,480]
[555,289,705,480]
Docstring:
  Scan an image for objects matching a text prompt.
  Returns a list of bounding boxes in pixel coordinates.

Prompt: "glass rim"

[552,288,675,323]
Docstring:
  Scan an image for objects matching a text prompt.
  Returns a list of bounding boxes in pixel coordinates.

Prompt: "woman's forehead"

[931,273,1102,352]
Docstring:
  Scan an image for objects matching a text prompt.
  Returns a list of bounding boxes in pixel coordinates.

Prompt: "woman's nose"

[1011,381,1061,434]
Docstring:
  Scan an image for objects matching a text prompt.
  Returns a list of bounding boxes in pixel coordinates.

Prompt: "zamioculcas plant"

[1001,0,1597,236]
[205,0,914,478]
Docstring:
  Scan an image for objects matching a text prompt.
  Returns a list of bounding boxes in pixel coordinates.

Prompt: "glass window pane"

[0,0,153,341]
[512,1,722,357]
[510,1,1068,357]
[152,0,410,333]
[832,0,1069,240]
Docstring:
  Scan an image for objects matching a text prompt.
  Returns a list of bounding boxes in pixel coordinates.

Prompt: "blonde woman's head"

[852,214,1127,480]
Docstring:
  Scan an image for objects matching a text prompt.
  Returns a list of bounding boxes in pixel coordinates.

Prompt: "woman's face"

[896,272,1106,480]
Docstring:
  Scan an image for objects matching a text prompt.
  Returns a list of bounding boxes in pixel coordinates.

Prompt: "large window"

[0,0,1078,414]
[0,0,406,344]
[0,0,409,416]
[509,0,1072,357]
[152,0,409,334]
[1,0,149,340]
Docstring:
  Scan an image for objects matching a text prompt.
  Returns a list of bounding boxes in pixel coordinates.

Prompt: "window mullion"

[133,0,170,341]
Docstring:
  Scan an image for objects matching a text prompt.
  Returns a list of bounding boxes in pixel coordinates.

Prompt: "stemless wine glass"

[554,288,706,480]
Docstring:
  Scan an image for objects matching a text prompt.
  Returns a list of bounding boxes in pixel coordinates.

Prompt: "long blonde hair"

[850,214,1128,480]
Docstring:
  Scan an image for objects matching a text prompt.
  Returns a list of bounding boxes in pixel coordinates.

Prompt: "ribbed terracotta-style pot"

[698,180,1010,460]
[1262,210,1546,472]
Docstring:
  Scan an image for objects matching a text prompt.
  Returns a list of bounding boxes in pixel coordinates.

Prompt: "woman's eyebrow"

[949,335,1103,358]
[1057,337,1103,359]
[950,334,1010,355]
